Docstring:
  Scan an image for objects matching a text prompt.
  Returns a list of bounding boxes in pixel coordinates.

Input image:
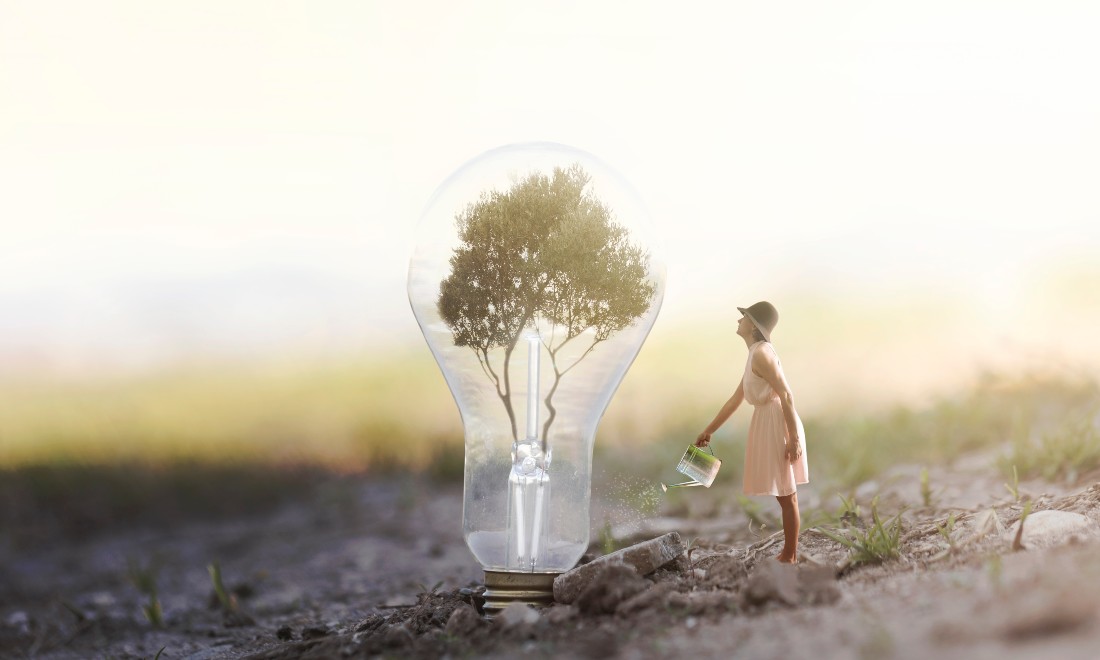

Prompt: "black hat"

[737,301,778,341]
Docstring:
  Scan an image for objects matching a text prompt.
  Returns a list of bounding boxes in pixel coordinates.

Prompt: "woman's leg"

[775,492,800,563]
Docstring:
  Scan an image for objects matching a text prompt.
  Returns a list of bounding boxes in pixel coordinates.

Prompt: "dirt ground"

[3,451,1100,659]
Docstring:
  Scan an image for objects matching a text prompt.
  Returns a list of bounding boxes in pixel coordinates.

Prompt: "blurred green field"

[2,337,1098,519]
[2,302,1099,546]
[0,350,460,470]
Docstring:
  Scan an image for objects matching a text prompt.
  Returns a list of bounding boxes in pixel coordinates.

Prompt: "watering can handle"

[698,444,715,456]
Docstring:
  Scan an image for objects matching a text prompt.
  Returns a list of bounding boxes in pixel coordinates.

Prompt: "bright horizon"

[2,1,1099,399]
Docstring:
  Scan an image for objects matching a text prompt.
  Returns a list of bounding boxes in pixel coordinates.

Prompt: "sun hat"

[737,301,778,342]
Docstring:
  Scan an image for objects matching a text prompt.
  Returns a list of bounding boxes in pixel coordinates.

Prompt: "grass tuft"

[919,467,933,508]
[208,561,237,612]
[1000,415,1100,484]
[821,497,905,567]
[126,557,163,627]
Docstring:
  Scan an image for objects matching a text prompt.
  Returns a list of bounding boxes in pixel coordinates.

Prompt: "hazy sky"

[3,1,1099,375]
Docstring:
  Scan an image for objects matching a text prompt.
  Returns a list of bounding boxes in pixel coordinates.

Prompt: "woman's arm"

[753,346,802,462]
[696,382,745,447]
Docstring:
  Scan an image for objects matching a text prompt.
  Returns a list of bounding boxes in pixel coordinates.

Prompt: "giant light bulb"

[407,142,665,612]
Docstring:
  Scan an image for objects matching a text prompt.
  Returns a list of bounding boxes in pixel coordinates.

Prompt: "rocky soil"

[3,453,1100,659]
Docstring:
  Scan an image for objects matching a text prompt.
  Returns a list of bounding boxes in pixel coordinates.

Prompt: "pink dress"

[742,341,808,497]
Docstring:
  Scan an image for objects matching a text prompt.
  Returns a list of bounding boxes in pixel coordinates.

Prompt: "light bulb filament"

[525,332,540,445]
[506,331,551,571]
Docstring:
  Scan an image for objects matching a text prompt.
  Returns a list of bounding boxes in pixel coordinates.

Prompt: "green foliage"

[837,494,861,522]
[208,561,237,612]
[600,518,618,555]
[812,372,1099,491]
[821,498,905,567]
[437,164,655,440]
[126,557,163,627]
[999,415,1100,484]
[1004,464,1020,502]
[935,513,957,547]
[1012,500,1033,551]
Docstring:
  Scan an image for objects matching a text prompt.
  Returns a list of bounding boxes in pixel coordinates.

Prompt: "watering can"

[661,444,722,492]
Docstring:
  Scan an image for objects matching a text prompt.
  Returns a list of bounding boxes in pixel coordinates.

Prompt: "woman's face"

[737,314,755,340]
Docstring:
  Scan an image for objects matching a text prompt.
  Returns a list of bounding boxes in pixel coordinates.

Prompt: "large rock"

[553,532,684,604]
[1005,510,1094,550]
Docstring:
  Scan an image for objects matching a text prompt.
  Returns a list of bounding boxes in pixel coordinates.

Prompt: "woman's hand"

[785,438,802,463]
[695,432,712,448]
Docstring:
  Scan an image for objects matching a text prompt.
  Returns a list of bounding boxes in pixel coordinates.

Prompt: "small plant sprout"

[1000,416,1100,484]
[600,518,617,555]
[208,562,238,612]
[821,498,905,567]
[126,558,163,627]
[685,536,704,578]
[837,494,861,523]
[928,513,960,562]
[935,513,957,548]
[414,580,445,596]
[685,537,700,564]
[919,467,933,508]
[1012,500,1033,552]
[1004,464,1020,502]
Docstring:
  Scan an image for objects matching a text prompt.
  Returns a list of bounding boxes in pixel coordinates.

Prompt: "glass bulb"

[407,142,665,606]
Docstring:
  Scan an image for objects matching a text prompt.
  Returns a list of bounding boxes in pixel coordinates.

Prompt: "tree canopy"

[437,164,654,441]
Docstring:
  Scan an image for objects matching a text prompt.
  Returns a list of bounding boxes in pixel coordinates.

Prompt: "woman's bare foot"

[775,553,797,564]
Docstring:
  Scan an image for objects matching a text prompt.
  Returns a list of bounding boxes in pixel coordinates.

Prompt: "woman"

[696,300,808,563]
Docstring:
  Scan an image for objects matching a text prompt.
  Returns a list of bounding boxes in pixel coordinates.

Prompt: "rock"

[743,561,799,607]
[494,601,540,629]
[554,532,684,604]
[573,563,650,616]
[1004,510,1094,550]
[275,625,294,641]
[444,603,483,637]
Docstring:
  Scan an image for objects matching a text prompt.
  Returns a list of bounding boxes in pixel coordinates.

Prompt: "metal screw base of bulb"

[481,570,558,616]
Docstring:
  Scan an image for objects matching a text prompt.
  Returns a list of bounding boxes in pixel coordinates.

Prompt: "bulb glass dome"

[408,142,665,575]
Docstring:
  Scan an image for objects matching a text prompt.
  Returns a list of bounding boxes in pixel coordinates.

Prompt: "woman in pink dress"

[696,301,808,563]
